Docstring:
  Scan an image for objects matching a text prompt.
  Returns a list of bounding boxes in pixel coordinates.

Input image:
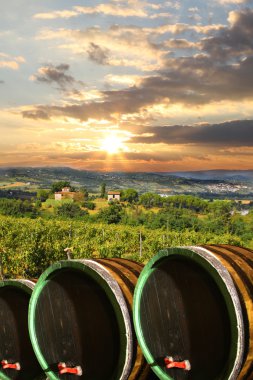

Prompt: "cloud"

[35,20,224,72]
[33,1,167,20]
[0,80,4,84]
[36,25,167,70]
[22,108,50,120]
[131,120,253,146]
[0,61,19,70]
[149,12,172,19]
[74,3,147,18]
[21,8,253,127]
[217,0,249,4]
[164,38,197,49]
[202,9,253,60]
[87,43,110,65]
[21,50,253,123]
[155,23,224,35]
[33,10,79,19]
[105,74,141,87]
[0,53,26,70]
[30,64,84,90]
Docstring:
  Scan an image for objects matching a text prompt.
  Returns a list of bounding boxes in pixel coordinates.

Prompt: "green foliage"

[80,187,89,200]
[82,201,96,210]
[0,215,246,279]
[208,200,233,217]
[163,195,208,212]
[36,189,50,201]
[51,181,75,193]
[0,198,34,217]
[35,199,42,208]
[97,203,124,224]
[121,188,139,203]
[56,203,88,219]
[0,193,252,279]
[100,182,106,198]
[139,192,163,208]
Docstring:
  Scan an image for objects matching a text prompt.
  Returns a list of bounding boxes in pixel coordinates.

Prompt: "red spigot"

[164,356,191,371]
[58,362,82,376]
[1,360,21,371]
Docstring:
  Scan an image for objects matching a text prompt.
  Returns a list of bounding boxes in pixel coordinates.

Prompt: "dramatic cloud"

[2,1,253,170]
[202,8,253,60]
[31,64,84,90]
[22,53,253,122]
[131,120,253,146]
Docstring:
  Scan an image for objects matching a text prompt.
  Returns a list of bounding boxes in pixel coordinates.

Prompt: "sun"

[101,134,125,154]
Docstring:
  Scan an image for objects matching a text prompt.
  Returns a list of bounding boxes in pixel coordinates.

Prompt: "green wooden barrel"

[29,258,153,380]
[0,279,45,380]
[133,245,253,380]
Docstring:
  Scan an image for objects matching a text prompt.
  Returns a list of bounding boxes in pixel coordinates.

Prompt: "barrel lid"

[29,259,133,380]
[0,279,35,293]
[133,246,244,380]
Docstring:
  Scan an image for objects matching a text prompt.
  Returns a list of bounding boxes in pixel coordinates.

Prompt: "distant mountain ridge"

[0,167,253,197]
[171,170,253,182]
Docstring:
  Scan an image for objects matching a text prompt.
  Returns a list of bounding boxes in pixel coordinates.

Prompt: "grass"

[89,198,108,214]
[0,182,27,188]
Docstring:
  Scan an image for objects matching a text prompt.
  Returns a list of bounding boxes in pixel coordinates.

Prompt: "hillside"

[0,167,253,198]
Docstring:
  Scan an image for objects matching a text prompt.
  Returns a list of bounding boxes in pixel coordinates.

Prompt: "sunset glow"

[0,1,253,171]
[101,135,126,155]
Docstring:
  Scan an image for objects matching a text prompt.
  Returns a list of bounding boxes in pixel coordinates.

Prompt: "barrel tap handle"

[58,362,82,376]
[1,360,21,370]
[164,356,191,370]
[64,247,73,260]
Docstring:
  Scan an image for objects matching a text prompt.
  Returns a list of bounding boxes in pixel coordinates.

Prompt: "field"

[0,182,28,188]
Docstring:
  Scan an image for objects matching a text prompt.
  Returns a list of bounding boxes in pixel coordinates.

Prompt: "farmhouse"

[107,191,121,201]
[55,187,84,201]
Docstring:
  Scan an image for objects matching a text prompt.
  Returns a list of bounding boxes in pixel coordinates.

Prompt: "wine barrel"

[133,244,253,380]
[29,258,152,380]
[0,279,45,380]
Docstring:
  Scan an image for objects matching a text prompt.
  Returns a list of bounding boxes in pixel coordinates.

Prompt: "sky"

[1,0,253,172]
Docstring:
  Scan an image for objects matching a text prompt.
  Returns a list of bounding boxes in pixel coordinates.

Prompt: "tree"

[100,183,106,198]
[208,200,232,221]
[37,189,50,201]
[82,201,96,210]
[56,203,88,218]
[97,203,123,224]
[121,188,139,203]
[163,195,208,212]
[51,181,75,193]
[81,187,89,200]
[0,198,34,217]
[139,192,162,208]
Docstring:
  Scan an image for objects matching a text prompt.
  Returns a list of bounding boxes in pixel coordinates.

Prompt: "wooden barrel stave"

[29,258,151,380]
[133,244,252,380]
[203,245,253,380]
